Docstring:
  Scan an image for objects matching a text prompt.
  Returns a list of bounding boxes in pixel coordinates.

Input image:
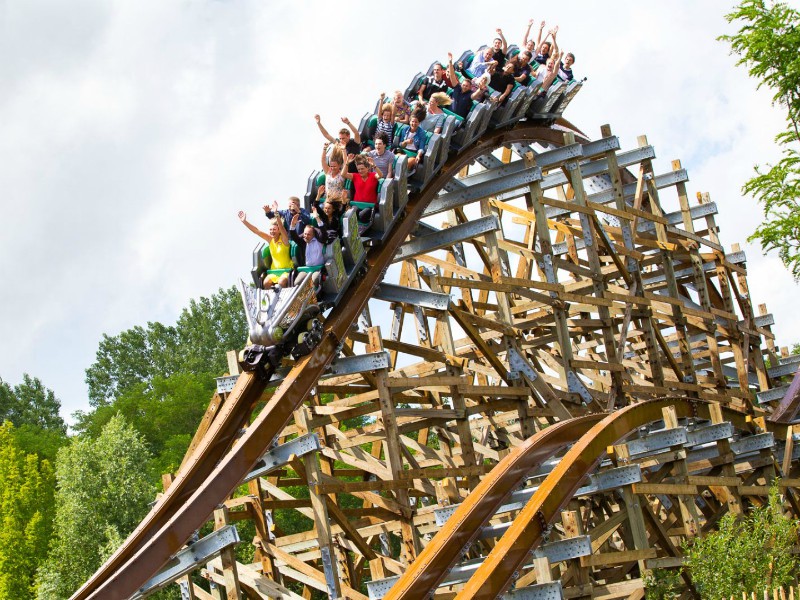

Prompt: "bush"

[683,484,799,598]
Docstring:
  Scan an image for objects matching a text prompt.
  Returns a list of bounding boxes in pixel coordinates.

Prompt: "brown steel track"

[71,123,587,600]
[384,414,604,600]
[769,369,800,423]
[454,399,752,600]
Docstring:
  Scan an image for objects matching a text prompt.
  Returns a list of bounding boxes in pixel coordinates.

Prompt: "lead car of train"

[238,49,584,376]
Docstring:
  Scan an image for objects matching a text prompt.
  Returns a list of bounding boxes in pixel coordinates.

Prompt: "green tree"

[0,422,56,600]
[720,1,800,277]
[35,415,155,599]
[0,375,66,434]
[0,375,68,463]
[84,287,246,406]
[683,485,799,597]
[73,372,215,480]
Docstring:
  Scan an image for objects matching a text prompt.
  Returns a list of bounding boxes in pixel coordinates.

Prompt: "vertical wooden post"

[293,408,343,599]
[612,444,650,575]
[562,509,592,597]
[525,151,574,382]
[367,326,421,564]
[213,506,242,599]
[662,406,701,538]
[709,403,743,515]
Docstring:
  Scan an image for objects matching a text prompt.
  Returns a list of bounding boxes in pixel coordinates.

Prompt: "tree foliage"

[0,375,66,434]
[72,372,214,479]
[84,286,246,407]
[720,0,800,278]
[35,415,154,599]
[0,422,56,600]
[683,485,800,597]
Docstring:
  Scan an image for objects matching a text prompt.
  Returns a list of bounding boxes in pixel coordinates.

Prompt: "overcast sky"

[1,0,798,424]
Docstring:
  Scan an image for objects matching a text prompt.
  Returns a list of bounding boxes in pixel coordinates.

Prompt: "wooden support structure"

[130,125,799,600]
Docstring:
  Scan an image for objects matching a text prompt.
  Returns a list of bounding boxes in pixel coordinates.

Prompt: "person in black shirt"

[417,63,449,102]
[314,114,362,172]
[558,53,576,81]
[489,61,516,105]
[446,52,480,119]
[491,28,508,67]
[514,51,534,85]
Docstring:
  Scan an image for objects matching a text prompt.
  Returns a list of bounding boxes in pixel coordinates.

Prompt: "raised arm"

[446,52,459,87]
[342,116,361,144]
[315,114,335,143]
[496,28,508,53]
[368,156,383,179]
[238,211,272,242]
[522,19,534,47]
[275,213,290,246]
[321,142,331,173]
[535,21,546,50]
[550,27,560,58]
[542,53,561,90]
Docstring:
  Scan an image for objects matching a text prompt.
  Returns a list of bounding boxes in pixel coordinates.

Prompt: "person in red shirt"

[342,155,383,222]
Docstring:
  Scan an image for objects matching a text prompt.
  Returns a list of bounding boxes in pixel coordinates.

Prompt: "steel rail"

[72,123,585,600]
[454,399,753,599]
[769,369,800,423]
[384,414,604,600]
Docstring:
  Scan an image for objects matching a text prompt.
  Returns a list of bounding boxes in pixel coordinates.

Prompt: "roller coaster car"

[238,208,369,370]
[303,154,410,245]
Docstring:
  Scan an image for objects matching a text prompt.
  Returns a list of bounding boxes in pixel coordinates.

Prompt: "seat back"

[372,177,396,233]
[541,78,567,113]
[251,242,270,287]
[513,85,539,120]
[404,72,425,101]
[304,170,325,210]
[435,115,458,166]
[452,101,489,150]
[393,153,409,210]
[490,85,526,127]
[341,208,365,268]
[322,239,347,295]
[410,131,441,187]
[554,80,583,115]
[358,112,377,143]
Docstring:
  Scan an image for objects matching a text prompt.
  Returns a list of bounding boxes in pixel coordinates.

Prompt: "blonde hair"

[329,145,345,167]
[430,92,451,107]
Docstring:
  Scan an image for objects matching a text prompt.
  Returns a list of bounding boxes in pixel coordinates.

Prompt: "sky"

[1,0,798,425]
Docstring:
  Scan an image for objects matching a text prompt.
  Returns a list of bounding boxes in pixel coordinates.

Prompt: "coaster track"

[70,58,800,599]
[72,122,589,600]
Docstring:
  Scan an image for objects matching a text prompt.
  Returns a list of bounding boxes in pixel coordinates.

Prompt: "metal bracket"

[242,433,321,483]
[731,432,775,455]
[625,427,688,456]
[534,535,592,563]
[508,346,539,382]
[326,352,391,376]
[320,546,339,598]
[687,422,733,446]
[566,371,593,404]
[503,581,564,600]
[133,525,240,598]
[214,375,238,394]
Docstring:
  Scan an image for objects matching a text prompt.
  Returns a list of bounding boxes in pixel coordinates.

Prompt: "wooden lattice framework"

[143,123,800,600]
